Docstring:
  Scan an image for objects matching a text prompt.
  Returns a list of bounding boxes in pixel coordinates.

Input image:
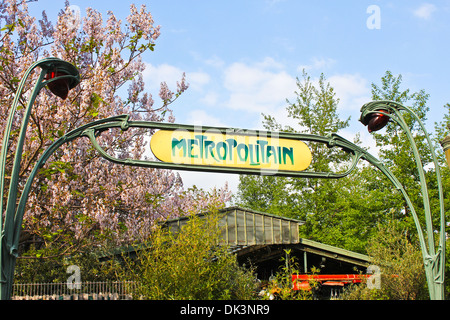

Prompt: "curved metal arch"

[79,117,363,179]
[6,109,435,298]
[12,113,414,249]
[360,100,446,300]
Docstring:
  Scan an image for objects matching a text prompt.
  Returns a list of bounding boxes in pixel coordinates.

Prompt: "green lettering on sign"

[151,130,312,172]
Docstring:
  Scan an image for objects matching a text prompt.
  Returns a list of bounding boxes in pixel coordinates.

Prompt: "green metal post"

[0,58,79,300]
[360,100,446,300]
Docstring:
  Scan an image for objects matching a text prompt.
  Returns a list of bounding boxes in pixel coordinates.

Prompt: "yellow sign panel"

[150,129,312,172]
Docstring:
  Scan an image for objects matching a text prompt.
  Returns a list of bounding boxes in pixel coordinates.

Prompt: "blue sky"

[29,1,450,193]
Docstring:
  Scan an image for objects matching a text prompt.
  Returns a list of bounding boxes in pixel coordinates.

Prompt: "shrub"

[119,212,257,299]
[340,220,428,300]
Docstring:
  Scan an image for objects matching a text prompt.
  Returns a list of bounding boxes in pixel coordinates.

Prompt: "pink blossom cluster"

[0,0,230,252]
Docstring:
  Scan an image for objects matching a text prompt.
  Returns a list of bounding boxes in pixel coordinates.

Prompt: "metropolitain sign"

[150,128,312,173]
[68,115,363,178]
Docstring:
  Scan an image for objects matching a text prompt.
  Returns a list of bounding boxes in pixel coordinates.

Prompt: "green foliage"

[234,175,301,220]
[118,212,257,300]
[14,250,120,284]
[236,71,375,253]
[236,69,449,300]
[340,220,428,300]
[236,69,449,265]
[261,249,315,300]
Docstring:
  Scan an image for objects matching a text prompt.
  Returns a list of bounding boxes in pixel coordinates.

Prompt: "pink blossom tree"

[0,0,230,257]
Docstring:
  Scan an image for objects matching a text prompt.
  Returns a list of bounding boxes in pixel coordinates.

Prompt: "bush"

[260,249,315,300]
[119,212,257,300]
[340,220,428,300]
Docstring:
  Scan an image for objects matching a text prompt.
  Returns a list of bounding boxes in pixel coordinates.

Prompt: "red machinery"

[292,274,370,290]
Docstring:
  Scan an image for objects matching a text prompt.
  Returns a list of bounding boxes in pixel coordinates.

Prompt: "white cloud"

[186,109,226,127]
[177,170,239,195]
[222,60,297,113]
[142,61,371,129]
[256,105,305,131]
[298,57,336,72]
[219,59,371,133]
[266,0,286,5]
[143,63,210,93]
[254,57,285,70]
[141,60,374,194]
[204,55,225,68]
[327,74,371,112]
[143,63,184,90]
[186,71,210,91]
[413,3,436,20]
[199,92,219,107]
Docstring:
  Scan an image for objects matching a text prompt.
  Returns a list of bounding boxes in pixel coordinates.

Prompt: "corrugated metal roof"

[101,207,370,270]
[162,206,370,268]
[163,206,304,246]
[297,238,370,266]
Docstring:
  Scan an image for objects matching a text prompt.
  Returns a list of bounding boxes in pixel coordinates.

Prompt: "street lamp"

[45,63,80,99]
[0,57,80,299]
[360,100,446,300]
